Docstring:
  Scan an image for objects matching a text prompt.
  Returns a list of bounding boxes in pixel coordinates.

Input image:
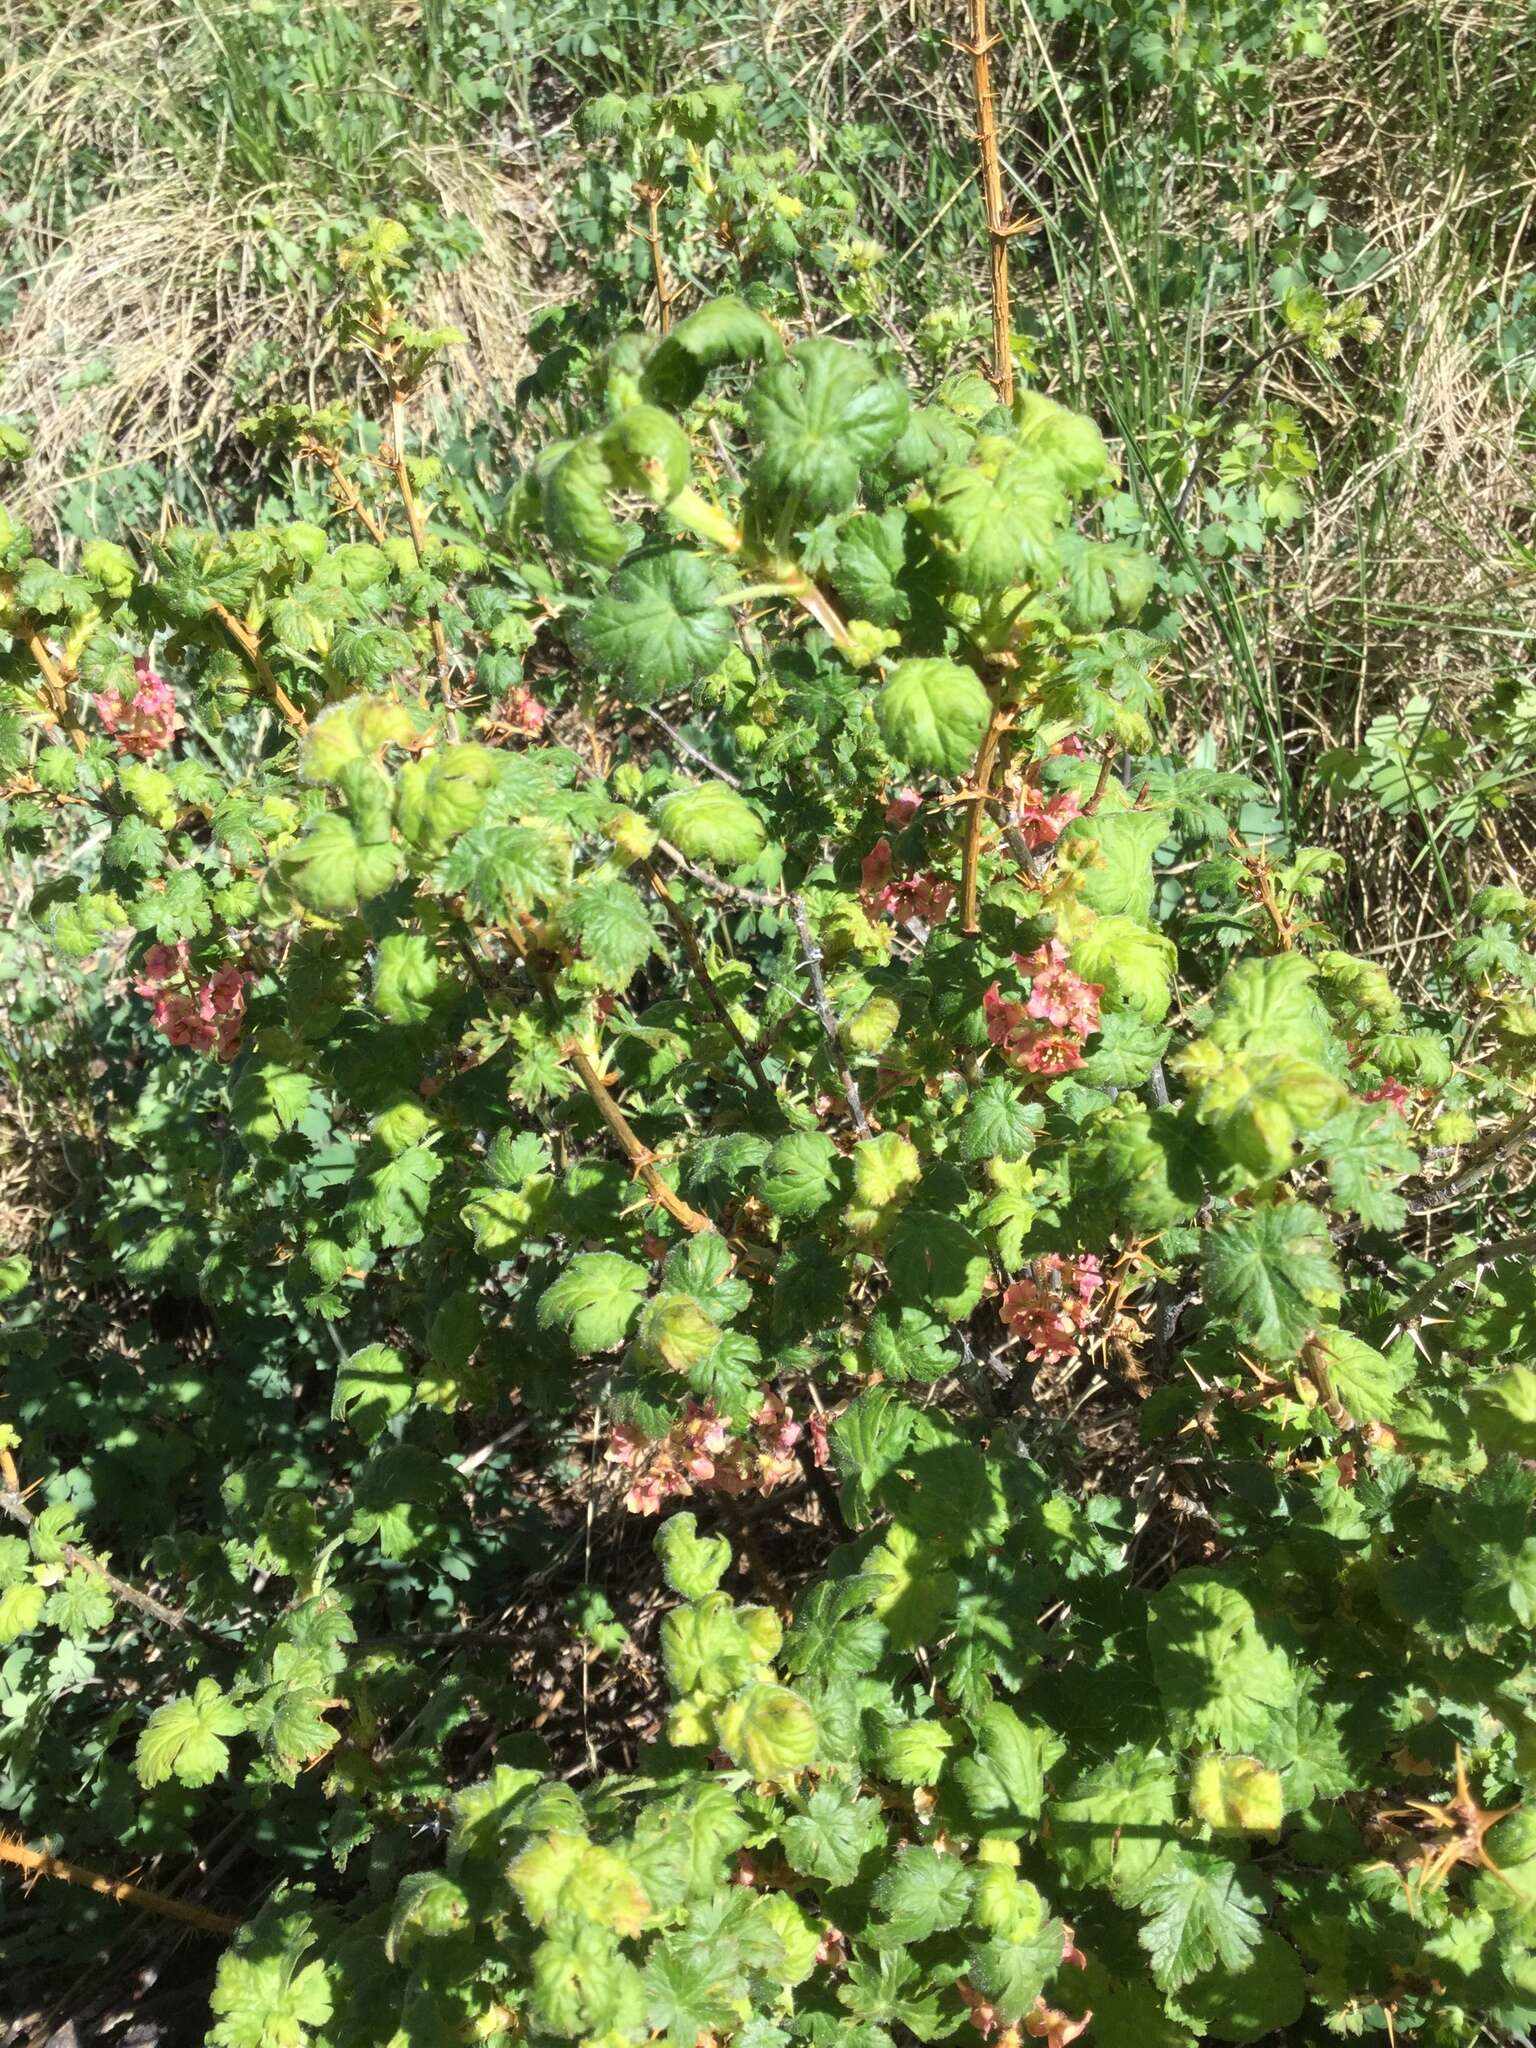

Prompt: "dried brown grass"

[0,0,556,530]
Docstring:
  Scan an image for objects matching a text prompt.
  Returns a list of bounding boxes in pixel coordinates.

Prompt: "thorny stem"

[646,708,743,788]
[1407,1107,1535,1217]
[387,392,454,698]
[308,440,391,547]
[657,839,787,908]
[0,1482,208,1641]
[1081,736,1120,817]
[636,181,674,334]
[22,626,87,753]
[1386,1233,1536,1342]
[566,1041,717,1235]
[495,919,717,1235]
[960,691,1015,934]
[0,1832,239,1935]
[208,603,308,734]
[789,895,872,1137]
[639,857,776,1098]
[963,0,1023,407]
[1234,836,1296,950]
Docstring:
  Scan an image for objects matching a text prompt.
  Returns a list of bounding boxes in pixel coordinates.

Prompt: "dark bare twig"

[1387,1234,1536,1342]
[638,856,777,1099]
[0,1486,211,1641]
[789,895,871,1137]
[645,709,743,787]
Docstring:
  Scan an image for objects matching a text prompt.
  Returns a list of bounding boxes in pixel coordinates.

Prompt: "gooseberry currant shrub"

[1,216,1535,2048]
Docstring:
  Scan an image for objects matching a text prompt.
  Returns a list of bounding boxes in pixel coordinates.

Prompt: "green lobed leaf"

[746,339,910,518]
[1200,1202,1342,1358]
[581,551,737,701]
[875,658,991,777]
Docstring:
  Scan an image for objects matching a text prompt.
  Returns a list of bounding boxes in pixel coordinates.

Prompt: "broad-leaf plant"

[1,181,1534,2048]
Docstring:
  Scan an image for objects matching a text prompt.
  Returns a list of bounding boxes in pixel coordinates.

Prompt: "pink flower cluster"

[860,836,955,927]
[1363,1078,1411,1115]
[1001,1255,1104,1364]
[962,1926,1089,2045]
[1016,786,1081,853]
[502,685,547,736]
[609,1393,830,1516]
[95,657,179,758]
[984,940,1102,1076]
[134,943,250,1061]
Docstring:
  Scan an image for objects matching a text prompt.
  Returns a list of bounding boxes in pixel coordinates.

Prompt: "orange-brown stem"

[496,918,717,1235]
[209,603,308,734]
[637,182,674,334]
[964,0,1017,407]
[1080,736,1120,817]
[960,693,1015,934]
[24,627,87,753]
[387,392,453,696]
[310,442,391,547]
[0,1832,239,1935]
[563,1040,716,1235]
[1232,835,1296,951]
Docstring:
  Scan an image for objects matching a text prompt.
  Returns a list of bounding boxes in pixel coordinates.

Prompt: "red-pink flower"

[607,1423,648,1472]
[985,944,1101,1076]
[1002,1255,1104,1363]
[680,1407,732,1483]
[502,685,547,736]
[884,787,923,827]
[807,1409,831,1469]
[134,941,250,1060]
[815,1925,845,1968]
[901,873,956,923]
[1363,1078,1410,1115]
[1024,2000,1092,2048]
[1017,788,1081,852]
[1021,941,1102,1037]
[610,1390,834,1514]
[861,836,954,928]
[861,837,895,898]
[1051,733,1088,759]
[96,657,179,758]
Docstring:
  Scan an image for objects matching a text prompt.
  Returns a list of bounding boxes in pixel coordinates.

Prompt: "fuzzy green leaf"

[136,1679,246,1789]
[654,783,767,866]
[747,339,909,517]
[539,1252,650,1355]
[1201,1202,1342,1358]
[581,552,736,700]
[875,658,991,777]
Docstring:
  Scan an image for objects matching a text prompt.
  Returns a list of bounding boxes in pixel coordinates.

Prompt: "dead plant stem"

[388,391,454,696]
[960,692,1014,933]
[963,0,1024,406]
[0,1832,238,1935]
